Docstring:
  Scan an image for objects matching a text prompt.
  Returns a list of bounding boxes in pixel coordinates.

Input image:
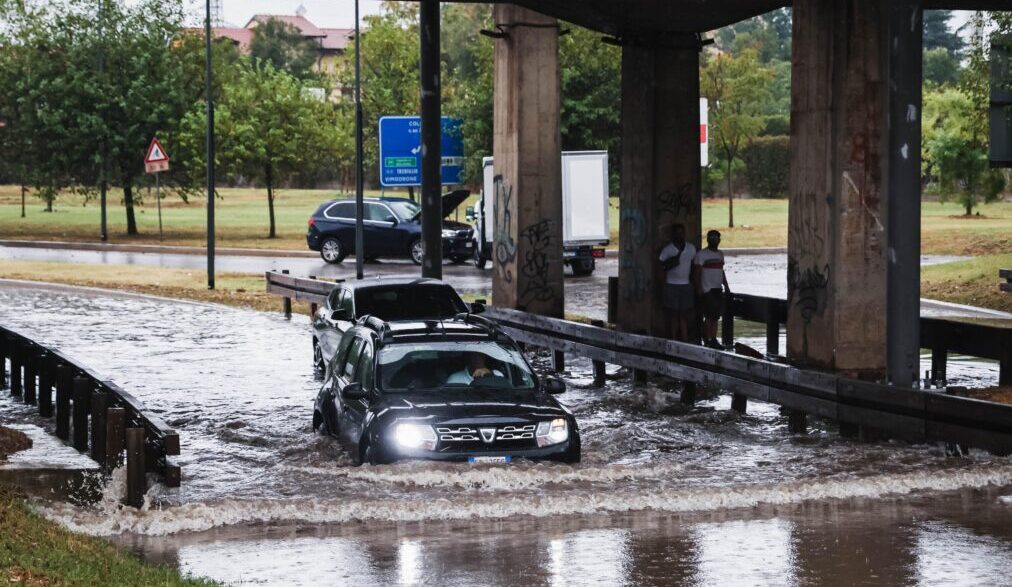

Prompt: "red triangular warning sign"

[145,137,169,163]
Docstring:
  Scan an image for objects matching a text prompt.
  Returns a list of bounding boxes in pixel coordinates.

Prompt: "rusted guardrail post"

[553,350,565,373]
[721,299,734,349]
[590,320,607,387]
[308,276,319,317]
[10,344,22,397]
[931,346,946,385]
[105,407,126,472]
[681,382,697,406]
[23,352,37,405]
[72,376,90,452]
[126,427,145,507]
[37,354,54,417]
[766,298,780,356]
[731,394,747,414]
[90,391,110,465]
[282,269,292,319]
[55,365,73,440]
[788,410,808,434]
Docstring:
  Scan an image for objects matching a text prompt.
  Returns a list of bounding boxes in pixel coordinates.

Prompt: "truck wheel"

[473,245,487,269]
[571,259,595,277]
[320,238,346,264]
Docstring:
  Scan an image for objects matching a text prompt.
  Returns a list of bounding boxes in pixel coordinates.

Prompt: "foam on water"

[36,464,1012,536]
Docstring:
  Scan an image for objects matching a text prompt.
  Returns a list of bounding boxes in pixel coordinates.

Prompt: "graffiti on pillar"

[619,207,648,303]
[493,175,516,284]
[787,195,831,355]
[518,219,557,306]
[657,183,695,222]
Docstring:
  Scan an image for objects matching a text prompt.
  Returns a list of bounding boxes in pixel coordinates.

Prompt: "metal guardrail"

[0,325,180,506]
[266,271,1012,455]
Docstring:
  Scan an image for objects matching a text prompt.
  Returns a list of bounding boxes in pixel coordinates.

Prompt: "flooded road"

[1,282,1010,585]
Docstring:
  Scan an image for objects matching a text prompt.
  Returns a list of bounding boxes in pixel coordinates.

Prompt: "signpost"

[378,116,463,187]
[144,137,170,241]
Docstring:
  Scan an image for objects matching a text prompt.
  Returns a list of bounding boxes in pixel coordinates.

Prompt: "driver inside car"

[446,352,500,385]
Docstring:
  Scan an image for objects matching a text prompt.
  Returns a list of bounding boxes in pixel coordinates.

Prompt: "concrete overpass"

[407,0,1008,388]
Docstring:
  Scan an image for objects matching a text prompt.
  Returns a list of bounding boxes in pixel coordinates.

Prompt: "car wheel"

[312,339,324,374]
[409,239,424,265]
[320,238,346,264]
[473,245,487,269]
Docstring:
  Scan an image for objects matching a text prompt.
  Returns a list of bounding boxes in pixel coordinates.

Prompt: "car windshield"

[387,201,420,221]
[378,341,536,392]
[355,285,466,320]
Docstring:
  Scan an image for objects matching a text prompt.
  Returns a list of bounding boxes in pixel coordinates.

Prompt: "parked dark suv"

[311,277,471,372]
[312,315,580,465]
[307,192,473,265]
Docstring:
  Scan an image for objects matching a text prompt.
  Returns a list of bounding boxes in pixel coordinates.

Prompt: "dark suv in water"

[312,315,580,465]
[306,192,473,265]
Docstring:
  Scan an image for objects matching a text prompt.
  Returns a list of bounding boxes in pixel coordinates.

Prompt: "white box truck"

[468,151,610,276]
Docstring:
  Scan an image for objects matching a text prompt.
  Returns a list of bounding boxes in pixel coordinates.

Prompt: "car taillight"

[308,217,315,228]
[592,248,606,258]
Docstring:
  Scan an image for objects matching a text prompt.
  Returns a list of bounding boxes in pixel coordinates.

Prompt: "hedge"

[741,136,791,198]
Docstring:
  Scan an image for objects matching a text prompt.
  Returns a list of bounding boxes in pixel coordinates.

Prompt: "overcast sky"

[177,2,977,36]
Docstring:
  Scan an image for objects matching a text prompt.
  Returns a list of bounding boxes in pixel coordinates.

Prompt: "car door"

[343,341,374,448]
[322,201,356,251]
[314,287,341,360]
[336,336,365,447]
[364,203,400,256]
[320,288,354,361]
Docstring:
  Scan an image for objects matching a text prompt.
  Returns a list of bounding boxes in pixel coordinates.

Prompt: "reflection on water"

[119,491,1012,586]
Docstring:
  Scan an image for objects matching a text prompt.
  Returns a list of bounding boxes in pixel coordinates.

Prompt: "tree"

[701,48,774,227]
[179,63,344,238]
[923,47,961,87]
[442,4,493,187]
[248,18,319,81]
[924,10,964,56]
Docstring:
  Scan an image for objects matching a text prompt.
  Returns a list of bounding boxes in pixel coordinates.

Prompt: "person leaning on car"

[658,224,697,342]
[693,230,731,350]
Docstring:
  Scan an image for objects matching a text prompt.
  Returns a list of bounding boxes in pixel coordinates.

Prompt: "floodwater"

[0,282,1010,586]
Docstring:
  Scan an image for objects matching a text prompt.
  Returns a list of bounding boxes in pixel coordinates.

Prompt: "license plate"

[464,242,473,248]
[468,456,511,464]
[563,251,576,258]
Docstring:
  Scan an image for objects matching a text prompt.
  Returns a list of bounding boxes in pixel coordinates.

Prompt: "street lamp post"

[354,0,365,280]
[205,0,216,290]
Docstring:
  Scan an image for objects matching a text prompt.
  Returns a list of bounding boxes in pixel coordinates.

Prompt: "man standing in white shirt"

[693,230,731,349]
[657,224,697,342]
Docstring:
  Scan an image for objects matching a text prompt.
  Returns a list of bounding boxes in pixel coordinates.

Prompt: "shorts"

[663,284,694,313]
[701,288,725,320]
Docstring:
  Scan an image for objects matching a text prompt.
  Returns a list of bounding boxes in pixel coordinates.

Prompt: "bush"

[741,136,791,198]
[761,115,790,136]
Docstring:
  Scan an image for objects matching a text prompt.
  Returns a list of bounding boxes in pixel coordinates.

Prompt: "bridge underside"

[410,0,1004,385]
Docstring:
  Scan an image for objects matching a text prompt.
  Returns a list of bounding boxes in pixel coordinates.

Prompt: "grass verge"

[921,253,1012,314]
[4,185,1009,256]
[0,486,211,586]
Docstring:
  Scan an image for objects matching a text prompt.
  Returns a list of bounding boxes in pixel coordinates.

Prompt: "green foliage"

[442,4,493,187]
[178,63,345,237]
[248,18,320,81]
[701,48,775,227]
[715,8,792,63]
[740,136,790,198]
[923,47,961,87]
[923,10,964,55]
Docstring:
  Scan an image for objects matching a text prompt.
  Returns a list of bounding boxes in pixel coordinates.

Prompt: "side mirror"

[331,309,350,321]
[543,378,566,395]
[470,301,486,314]
[385,215,398,225]
[465,206,475,221]
[342,382,367,400]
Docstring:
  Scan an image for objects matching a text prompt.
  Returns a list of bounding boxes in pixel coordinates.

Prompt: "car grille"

[436,424,537,452]
[455,229,472,239]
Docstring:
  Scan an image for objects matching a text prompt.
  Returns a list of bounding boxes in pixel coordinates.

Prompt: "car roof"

[321,196,413,206]
[356,316,506,345]
[340,277,455,291]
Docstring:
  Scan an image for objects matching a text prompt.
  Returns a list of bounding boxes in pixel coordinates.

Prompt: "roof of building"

[211,27,254,51]
[321,28,354,51]
[245,14,326,37]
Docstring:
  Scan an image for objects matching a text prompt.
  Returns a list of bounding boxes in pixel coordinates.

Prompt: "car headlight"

[441,229,457,238]
[393,423,437,451]
[536,418,568,447]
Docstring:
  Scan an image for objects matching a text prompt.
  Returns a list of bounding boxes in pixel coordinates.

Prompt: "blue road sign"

[378,116,463,187]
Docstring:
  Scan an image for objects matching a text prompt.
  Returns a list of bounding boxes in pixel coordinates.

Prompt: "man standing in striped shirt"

[693,230,731,349]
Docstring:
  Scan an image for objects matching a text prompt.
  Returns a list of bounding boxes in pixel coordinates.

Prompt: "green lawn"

[921,253,1012,313]
[1,184,1010,256]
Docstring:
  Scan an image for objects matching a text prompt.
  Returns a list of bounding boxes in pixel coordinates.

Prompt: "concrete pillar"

[491,4,564,317]
[617,38,702,338]
[787,0,889,378]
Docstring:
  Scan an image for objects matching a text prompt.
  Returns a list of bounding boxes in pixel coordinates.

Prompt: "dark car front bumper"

[374,438,577,464]
[443,236,475,259]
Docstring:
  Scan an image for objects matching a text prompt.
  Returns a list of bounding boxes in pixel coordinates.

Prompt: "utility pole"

[419,0,442,279]
[354,0,365,280]
[99,0,107,241]
[205,0,216,289]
